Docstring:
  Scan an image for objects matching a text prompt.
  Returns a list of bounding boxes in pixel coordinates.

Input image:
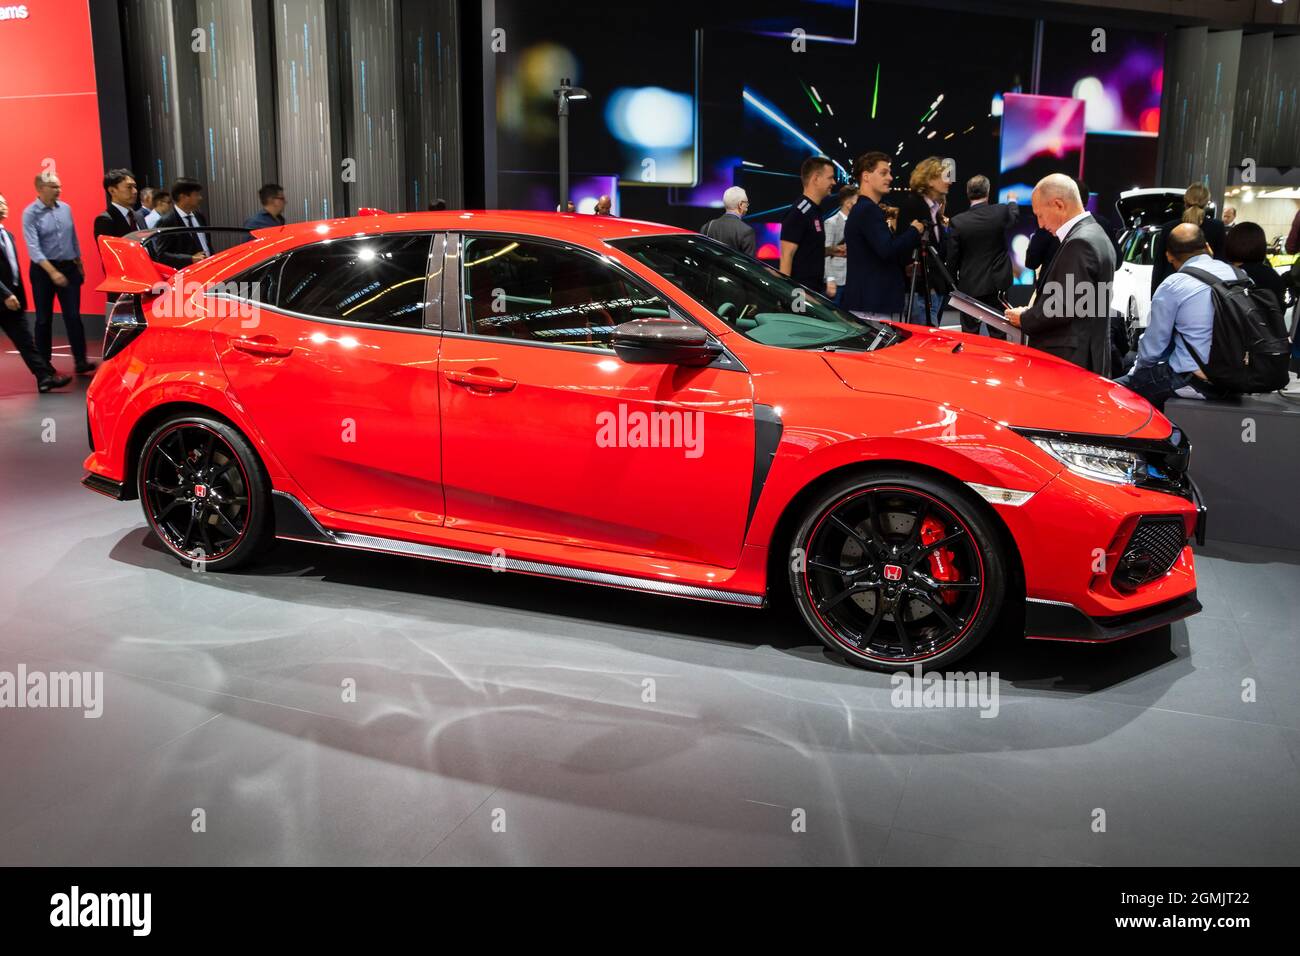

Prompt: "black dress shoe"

[38,374,73,393]
[75,362,98,375]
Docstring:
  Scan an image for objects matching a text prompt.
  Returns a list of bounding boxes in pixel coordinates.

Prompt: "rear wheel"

[136,415,272,571]
[789,471,1006,671]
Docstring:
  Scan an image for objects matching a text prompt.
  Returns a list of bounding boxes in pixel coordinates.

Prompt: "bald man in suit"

[1004,174,1116,375]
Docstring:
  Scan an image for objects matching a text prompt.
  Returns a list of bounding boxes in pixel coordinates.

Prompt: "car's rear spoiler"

[96,234,173,293]
[96,226,255,294]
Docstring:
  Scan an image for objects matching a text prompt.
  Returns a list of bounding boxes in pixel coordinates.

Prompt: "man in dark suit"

[0,193,71,392]
[842,151,926,317]
[1005,174,1116,376]
[93,169,139,307]
[242,182,287,234]
[133,186,156,230]
[946,175,1019,338]
[93,169,139,245]
[152,178,211,269]
[701,187,756,257]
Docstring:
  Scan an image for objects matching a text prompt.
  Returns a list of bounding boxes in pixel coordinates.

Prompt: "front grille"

[1113,516,1188,591]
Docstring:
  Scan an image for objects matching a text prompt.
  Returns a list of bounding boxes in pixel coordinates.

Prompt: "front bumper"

[1024,591,1202,643]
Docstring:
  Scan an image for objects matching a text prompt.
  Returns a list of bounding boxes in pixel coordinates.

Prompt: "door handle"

[232,335,294,358]
[444,370,517,393]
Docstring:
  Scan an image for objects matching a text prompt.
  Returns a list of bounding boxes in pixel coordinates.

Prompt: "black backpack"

[1176,266,1290,394]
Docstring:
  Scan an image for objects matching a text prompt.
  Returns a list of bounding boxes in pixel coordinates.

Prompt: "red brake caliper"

[919,516,960,604]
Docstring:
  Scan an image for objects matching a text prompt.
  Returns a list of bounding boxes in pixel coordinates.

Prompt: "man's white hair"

[722,186,748,212]
[1033,173,1081,208]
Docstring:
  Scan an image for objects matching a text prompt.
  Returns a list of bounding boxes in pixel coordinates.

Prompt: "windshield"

[1124,229,1156,266]
[609,234,906,352]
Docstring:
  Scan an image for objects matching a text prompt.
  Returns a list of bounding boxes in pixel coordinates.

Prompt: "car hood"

[822,327,1159,438]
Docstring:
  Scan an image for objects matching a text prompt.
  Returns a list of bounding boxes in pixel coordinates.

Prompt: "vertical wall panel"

[401,0,464,210]
[1269,36,1300,167]
[1198,29,1241,209]
[1231,32,1273,169]
[343,0,403,212]
[274,0,344,221]
[120,0,185,191]
[120,0,465,222]
[194,0,274,231]
[171,0,208,184]
[1159,26,1207,192]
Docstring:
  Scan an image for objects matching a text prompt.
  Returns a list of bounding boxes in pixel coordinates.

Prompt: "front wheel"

[136,415,273,571]
[789,471,1007,671]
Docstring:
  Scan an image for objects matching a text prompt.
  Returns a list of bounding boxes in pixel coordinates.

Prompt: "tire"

[136,414,273,572]
[788,469,1007,671]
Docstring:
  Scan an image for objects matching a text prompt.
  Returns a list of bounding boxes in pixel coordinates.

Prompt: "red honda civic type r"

[83,211,1203,671]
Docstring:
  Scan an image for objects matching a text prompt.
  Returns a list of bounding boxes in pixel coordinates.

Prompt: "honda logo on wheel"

[883,564,903,581]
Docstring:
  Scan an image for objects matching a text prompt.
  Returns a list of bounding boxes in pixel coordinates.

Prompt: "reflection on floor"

[2,339,1299,866]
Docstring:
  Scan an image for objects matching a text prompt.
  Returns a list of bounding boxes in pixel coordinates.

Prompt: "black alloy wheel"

[789,471,1006,671]
[137,415,272,571]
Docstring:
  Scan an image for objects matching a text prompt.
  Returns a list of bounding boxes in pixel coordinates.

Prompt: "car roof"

[251,210,695,246]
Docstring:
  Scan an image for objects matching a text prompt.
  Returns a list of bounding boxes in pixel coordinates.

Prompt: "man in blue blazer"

[842,151,926,317]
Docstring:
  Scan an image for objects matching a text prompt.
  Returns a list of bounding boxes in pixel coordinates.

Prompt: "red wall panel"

[0,0,108,314]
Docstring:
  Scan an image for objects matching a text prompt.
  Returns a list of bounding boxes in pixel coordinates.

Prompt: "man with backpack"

[1116,223,1290,410]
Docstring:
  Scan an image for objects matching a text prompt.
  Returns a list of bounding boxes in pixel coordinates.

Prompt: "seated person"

[1224,220,1289,310]
[1115,223,1231,410]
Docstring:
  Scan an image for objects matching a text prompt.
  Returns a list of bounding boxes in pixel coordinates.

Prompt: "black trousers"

[1,310,56,383]
[29,261,88,366]
[959,291,1009,339]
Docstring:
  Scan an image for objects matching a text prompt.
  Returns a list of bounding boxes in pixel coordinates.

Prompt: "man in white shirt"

[823,185,858,303]
[143,191,171,230]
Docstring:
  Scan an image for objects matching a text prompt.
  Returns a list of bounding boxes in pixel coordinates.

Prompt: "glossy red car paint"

[83,210,1201,656]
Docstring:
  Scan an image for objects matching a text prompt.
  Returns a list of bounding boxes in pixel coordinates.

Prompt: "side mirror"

[611,317,723,367]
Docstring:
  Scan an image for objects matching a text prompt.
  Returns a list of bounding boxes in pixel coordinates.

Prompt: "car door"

[211,231,446,526]
[437,232,755,569]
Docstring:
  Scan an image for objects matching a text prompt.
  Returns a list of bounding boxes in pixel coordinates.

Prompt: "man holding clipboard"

[1002,174,1116,375]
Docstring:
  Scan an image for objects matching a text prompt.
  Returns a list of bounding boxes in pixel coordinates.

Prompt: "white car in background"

[1112,188,1195,350]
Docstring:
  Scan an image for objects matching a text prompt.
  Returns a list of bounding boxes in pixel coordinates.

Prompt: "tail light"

[103,294,147,361]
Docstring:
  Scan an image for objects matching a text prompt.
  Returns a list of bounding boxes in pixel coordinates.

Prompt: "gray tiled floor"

[2,342,1299,865]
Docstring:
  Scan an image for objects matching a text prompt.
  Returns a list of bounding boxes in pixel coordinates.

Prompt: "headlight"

[1030,438,1142,485]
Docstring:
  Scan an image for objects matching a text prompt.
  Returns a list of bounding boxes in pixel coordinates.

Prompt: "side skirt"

[271,491,766,609]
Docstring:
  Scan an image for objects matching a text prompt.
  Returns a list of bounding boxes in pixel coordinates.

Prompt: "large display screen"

[1038,24,1164,135]
[998,93,1086,203]
[493,4,699,202]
